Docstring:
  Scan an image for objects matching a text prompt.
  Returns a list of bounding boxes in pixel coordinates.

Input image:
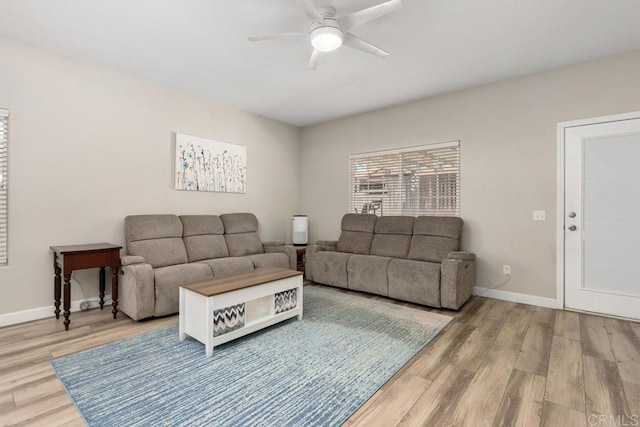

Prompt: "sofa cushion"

[341,213,378,232]
[374,215,415,235]
[311,251,352,289]
[221,213,264,257]
[388,259,441,307]
[370,216,414,259]
[180,215,229,262]
[336,214,377,255]
[196,257,254,277]
[220,212,259,234]
[183,235,229,262]
[125,214,183,241]
[413,216,463,238]
[224,233,264,257]
[180,215,225,236]
[125,214,188,268]
[347,254,391,296]
[127,239,188,269]
[246,253,289,269]
[153,263,212,316]
[336,231,374,255]
[408,216,463,263]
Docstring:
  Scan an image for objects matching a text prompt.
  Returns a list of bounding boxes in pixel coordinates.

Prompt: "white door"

[564,117,640,320]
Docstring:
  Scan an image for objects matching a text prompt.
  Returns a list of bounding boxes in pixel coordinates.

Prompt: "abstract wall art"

[175,133,247,193]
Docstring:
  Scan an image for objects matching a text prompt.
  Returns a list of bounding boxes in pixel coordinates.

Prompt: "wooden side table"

[295,246,307,274]
[50,243,122,330]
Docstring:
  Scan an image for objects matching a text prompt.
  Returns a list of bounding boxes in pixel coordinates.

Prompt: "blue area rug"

[52,285,452,426]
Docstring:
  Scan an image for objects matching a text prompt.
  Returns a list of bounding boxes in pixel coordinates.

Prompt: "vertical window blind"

[349,141,460,217]
[0,109,7,265]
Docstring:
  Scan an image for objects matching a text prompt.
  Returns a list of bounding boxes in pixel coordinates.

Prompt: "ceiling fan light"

[311,26,343,52]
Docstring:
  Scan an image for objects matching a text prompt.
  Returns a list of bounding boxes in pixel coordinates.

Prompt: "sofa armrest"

[315,240,337,251]
[263,242,296,270]
[119,262,155,321]
[305,245,320,282]
[121,255,146,266]
[305,243,338,282]
[447,251,476,261]
[440,253,476,310]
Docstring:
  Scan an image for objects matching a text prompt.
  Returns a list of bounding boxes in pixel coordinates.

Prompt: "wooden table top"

[182,267,302,297]
[50,243,122,254]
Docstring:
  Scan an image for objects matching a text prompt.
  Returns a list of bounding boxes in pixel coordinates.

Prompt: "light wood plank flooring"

[1,287,639,426]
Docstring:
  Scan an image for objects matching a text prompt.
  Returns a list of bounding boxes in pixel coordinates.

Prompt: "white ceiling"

[1,0,640,127]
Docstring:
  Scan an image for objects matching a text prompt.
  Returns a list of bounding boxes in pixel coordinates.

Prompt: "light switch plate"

[533,210,546,221]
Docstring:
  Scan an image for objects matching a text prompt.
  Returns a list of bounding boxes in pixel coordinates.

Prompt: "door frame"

[556,110,640,310]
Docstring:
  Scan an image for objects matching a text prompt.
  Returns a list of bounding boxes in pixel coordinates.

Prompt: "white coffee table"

[179,267,303,357]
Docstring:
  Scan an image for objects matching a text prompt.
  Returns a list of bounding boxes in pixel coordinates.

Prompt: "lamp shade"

[310,26,343,52]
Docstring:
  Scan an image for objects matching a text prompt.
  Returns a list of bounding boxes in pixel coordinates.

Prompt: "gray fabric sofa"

[119,213,296,320]
[305,214,476,310]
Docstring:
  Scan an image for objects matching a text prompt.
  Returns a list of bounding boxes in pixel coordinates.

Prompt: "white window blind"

[349,141,460,217]
[0,109,7,265]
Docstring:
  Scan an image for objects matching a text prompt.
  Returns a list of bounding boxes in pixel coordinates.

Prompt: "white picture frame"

[175,133,247,193]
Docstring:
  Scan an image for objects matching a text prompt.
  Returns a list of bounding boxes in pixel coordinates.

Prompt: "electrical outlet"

[503,265,511,275]
[533,210,546,221]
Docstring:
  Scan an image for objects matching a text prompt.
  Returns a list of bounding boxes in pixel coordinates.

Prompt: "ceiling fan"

[248,0,403,70]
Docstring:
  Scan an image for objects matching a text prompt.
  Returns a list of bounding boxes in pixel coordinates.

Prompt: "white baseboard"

[473,287,559,309]
[0,287,561,327]
[0,295,113,328]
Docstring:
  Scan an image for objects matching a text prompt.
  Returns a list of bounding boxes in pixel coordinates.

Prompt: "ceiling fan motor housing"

[310,23,343,51]
[310,10,343,52]
[248,1,403,68]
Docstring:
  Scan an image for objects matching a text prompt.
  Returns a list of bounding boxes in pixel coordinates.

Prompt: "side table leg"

[63,273,71,330]
[111,267,119,319]
[99,267,106,310]
[54,265,62,319]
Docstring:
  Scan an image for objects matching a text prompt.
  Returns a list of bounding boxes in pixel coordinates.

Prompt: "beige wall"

[2,36,640,318]
[300,50,640,299]
[0,38,300,316]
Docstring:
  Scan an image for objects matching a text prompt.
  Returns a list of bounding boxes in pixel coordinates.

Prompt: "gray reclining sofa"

[305,214,476,310]
[119,213,295,320]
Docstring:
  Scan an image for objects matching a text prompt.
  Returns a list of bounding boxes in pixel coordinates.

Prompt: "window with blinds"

[349,141,460,217]
[0,109,7,265]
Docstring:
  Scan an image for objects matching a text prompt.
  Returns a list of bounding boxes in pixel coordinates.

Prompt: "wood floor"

[1,287,639,426]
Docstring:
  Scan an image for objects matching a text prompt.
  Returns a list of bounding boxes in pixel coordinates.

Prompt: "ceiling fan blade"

[248,33,307,42]
[338,0,403,32]
[296,0,326,24]
[308,49,320,70]
[343,33,389,58]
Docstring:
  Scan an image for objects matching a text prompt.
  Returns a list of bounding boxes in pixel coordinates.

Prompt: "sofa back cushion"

[370,216,415,259]
[408,216,463,263]
[336,214,377,255]
[125,215,188,268]
[220,213,264,257]
[180,215,229,262]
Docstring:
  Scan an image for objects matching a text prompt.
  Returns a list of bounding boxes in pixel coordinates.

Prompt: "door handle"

[568,212,576,218]
[568,225,577,231]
